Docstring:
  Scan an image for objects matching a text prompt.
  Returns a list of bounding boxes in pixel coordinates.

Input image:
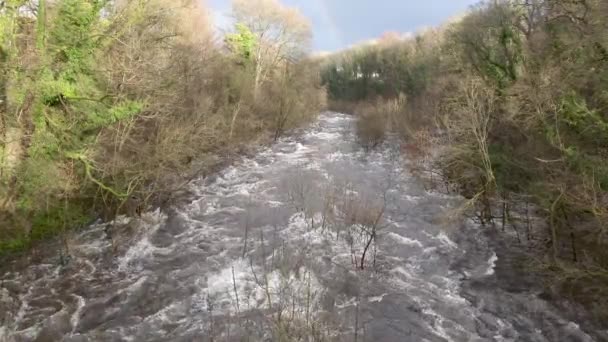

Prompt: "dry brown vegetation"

[322,0,608,322]
[354,104,387,149]
[0,0,325,254]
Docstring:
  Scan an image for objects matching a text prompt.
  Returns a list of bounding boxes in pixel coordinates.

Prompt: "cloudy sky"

[207,0,479,52]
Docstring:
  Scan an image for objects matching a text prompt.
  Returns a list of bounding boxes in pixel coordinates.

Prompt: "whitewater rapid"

[0,112,600,341]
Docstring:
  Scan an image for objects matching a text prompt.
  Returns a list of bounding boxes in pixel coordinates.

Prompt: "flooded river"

[0,112,603,341]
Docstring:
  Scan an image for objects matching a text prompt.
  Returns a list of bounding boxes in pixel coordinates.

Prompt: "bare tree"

[231,0,312,101]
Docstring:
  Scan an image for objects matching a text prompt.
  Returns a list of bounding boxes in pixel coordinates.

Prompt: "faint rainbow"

[311,0,343,51]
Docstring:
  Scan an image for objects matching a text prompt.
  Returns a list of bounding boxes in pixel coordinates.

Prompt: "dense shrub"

[321,0,608,321]
[354,100,388,149]
[0,0,324,255]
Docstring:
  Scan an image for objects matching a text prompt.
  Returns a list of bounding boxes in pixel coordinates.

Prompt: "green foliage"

[321,39,437,102]
[1,0,322,257]
[0,203,90,256]
[0,0,142,254]
[39,70,78,105]
[29,203,90,241]
[37,0,47,50]
[559,94,608,147]
[15,158,66,213]
[0,237,29,256]
[226,23,257,63]
[87,100,143,130]
[50,0,103,74]
[562,146,608,190]
[448,2,523,88]
[323,0,608,320]
[489,142,534,193]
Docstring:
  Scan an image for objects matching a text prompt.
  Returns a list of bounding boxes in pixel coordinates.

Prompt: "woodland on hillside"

[0,0,325,255]
[321,0,608,321]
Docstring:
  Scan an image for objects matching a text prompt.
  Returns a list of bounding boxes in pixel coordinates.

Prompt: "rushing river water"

[0,112,604,341]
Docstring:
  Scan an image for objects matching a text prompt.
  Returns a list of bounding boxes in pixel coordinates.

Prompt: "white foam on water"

[117,210,170,272]
[321,113,351,124]
[423,246,438,254]
[74,239,112,257]
[70,294,86,332]
[118,236,171,272]
[3,112,597,341]
[326,151,350,162]
[403,194,421,202]
[114,215,132,226]
[229,175,268,195]
[301,226,331,247]
[368,293,387,303]
[422,307,454,342]
[15,287,33,328]
[305,130,342,141]
[390,266,416,287]
[80,258,97,277]
[281,212,358,268]
[386,261,479,340]
[11,326,39,340]
[563,322,595,342]
[205,258,251,304]
[335,296,358,309]
[490,318,518,341]
[266,200,284,208]
[432,275,468,305]
[143,302,187,326]
[125,275,148,293]
[200,257,324,316]
[219,167,239,182]
[200,199,220,215]
[436,231,458,250]
[485,252,498,276]
[0,286,12,304]
[387,232,423,248]
[276,143,313,165]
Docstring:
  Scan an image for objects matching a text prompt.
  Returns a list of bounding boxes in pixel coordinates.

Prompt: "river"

[0,112,603,341]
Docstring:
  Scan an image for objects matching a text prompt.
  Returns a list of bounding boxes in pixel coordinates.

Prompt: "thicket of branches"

[0,0,325,254]
[321,0,608,320]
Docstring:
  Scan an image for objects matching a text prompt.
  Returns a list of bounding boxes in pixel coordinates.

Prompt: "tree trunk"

[0,80,6,180]
[6,92,36,202]
[229,102,241,140]
[525,199,532,240]
[561,207,577,263]
[274,94,286,141]
[549,192,563,262]
[502,200,507,231]
[360,231,375,270]
[37,0,47,50]
[253,50,263,102]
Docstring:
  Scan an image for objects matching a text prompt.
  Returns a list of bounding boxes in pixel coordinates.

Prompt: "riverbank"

[2,112,604,341]
[404,147,608,340]
[0,113,312,259]
[320,0,608,330]
[0,0,325,259]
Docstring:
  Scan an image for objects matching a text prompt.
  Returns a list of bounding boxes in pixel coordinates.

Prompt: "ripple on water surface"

[0,112,601,342]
